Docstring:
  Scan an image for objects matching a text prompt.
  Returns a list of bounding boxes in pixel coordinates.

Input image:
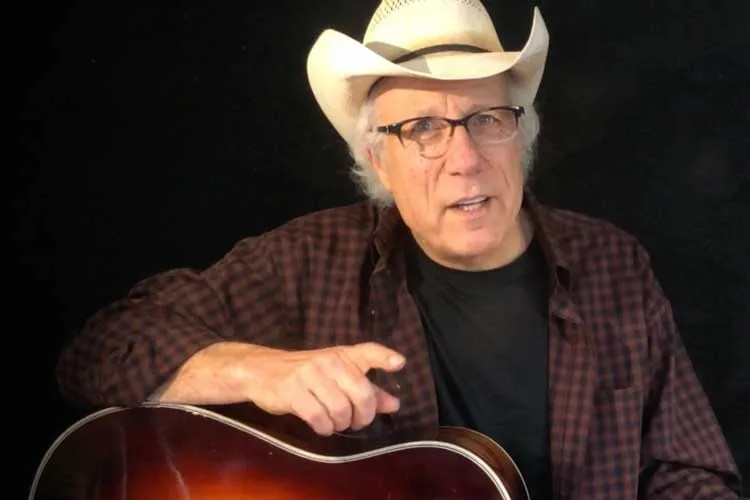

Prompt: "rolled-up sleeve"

[56,232,290,408]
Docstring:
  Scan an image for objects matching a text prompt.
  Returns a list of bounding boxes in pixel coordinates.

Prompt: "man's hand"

[158,341,406,436]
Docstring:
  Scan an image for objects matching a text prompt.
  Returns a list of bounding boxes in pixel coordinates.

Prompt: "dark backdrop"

[13,0,749,496]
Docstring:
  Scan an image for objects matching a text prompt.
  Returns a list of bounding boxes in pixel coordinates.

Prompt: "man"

[56,0,743,498]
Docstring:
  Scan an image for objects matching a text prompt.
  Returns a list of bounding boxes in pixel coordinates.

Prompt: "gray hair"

[347,93,541,207]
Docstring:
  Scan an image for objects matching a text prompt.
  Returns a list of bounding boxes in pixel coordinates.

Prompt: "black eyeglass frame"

[373,105,526,147]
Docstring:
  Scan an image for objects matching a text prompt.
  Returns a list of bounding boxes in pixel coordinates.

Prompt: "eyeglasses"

[373,105,525,159]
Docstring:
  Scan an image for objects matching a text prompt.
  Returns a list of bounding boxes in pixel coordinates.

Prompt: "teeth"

[454,196,487,207]
[459,202,482,211]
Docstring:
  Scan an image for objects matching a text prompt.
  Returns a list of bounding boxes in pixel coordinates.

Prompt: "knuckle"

[304,406,325,423]
[296,361,318,380]
[351,380,376,406]
[301,408,332,435]
[360,410,377,427]
[351,407,376,431]
[352,388,375,413]
[335,344,361,361]
[312,352,340,371]
[352,394,377,423]
[329,400,352,422]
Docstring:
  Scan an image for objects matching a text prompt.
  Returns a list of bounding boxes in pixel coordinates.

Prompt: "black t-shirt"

[406,237,552,499]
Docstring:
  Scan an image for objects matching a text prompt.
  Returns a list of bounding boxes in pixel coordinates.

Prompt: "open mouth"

[449,196,489,212]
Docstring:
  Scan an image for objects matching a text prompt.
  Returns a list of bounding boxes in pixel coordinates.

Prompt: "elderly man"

[56,0,743,498]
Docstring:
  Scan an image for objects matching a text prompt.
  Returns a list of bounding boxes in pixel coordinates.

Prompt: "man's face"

[368,75,529,270]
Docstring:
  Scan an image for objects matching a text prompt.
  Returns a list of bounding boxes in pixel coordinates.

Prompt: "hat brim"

[306,7,549,145]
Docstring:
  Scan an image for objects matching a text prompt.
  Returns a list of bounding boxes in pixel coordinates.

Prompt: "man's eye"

[412,119,436,133]
[473,113,498,127]
[404,119,443,141]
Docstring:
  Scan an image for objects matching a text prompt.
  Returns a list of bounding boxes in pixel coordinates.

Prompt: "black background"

[13,0,749,496]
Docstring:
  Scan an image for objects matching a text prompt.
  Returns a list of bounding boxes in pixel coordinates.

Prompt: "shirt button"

[370,308,376,316]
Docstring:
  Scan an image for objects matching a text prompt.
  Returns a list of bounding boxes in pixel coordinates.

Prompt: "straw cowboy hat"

[306,0,549,145]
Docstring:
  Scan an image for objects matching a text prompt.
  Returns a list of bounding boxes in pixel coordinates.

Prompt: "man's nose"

[445,125,481,176]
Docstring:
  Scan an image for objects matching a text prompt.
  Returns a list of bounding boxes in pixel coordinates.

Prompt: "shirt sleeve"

[55,232,293,408]
[638,247,745,498]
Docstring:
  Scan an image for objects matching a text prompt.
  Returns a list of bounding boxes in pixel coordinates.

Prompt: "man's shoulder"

[540,204,642,248]
[235,200,378,251]
[535,203,651,273]
[277,201,379,236]
[227,201,378,265]
[536,204,664,314]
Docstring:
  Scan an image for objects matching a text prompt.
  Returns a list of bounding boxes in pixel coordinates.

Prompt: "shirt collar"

[372,202,406,273]
[523,191,571,287]
[523,190,584,326]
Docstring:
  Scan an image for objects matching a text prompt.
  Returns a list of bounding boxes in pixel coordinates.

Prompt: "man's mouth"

[449,196,489,212]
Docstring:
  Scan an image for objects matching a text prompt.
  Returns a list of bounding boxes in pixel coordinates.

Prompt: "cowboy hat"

[306,0,549,146]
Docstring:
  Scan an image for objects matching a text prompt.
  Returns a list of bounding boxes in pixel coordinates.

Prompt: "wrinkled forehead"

[369,74,511,118]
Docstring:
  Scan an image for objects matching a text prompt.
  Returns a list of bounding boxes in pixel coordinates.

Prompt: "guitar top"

[29,402,529,499]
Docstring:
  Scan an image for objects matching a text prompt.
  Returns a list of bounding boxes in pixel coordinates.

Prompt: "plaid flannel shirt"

[57,192,743,499]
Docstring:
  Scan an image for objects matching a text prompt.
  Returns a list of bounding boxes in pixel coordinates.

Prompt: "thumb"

[346,342,406,373]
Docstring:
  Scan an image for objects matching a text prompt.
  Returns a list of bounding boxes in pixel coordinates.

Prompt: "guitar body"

[29,403,528,499]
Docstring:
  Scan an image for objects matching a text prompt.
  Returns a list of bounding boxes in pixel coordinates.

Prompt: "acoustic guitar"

[29,402,529,499]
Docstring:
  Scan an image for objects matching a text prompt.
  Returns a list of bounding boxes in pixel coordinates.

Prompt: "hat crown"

[363,0,504,57]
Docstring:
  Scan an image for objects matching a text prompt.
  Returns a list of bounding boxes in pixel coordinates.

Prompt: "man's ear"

[367,146,392,191]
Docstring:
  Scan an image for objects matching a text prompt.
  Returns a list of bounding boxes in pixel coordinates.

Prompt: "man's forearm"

[153,341,269,404]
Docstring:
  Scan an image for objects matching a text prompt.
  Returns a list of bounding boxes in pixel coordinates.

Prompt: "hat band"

[390,44,489,64]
